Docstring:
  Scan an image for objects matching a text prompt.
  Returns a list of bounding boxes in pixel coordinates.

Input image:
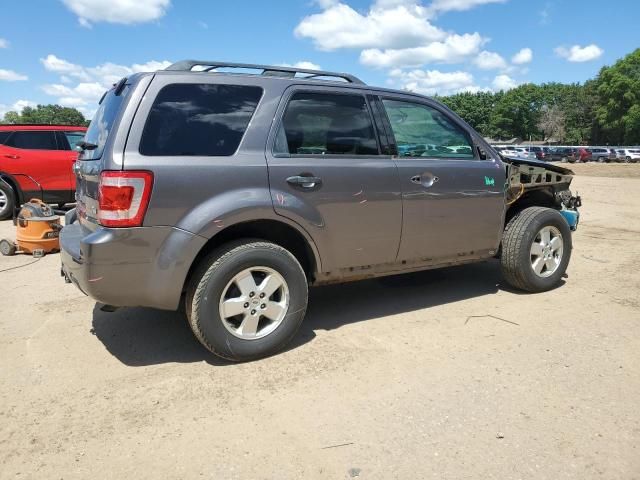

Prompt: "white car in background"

[502,147,534,160]
[617,149,640,162]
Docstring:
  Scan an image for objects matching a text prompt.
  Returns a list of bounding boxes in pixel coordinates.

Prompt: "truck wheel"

[186,240,308,362]
[0,182,15,221]
[501,207,572,293]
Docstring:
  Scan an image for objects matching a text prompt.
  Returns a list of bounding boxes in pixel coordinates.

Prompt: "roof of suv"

[154,59,429,100]
[0,124,87,131]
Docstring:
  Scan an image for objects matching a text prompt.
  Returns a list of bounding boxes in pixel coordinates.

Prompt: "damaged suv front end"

[502,156,581,230]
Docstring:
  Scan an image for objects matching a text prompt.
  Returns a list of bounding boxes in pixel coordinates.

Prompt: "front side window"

[275,92,378,156]
[0,131,12,145]
[382,99,474,159]
[5,131,57,150]
[140,83,263,156]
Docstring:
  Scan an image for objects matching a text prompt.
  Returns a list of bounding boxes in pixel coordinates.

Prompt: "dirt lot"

[1,164,639,479]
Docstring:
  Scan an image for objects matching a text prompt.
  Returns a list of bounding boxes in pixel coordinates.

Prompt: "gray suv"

[60,60,581,361]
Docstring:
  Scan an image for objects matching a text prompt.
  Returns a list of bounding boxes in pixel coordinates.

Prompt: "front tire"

[0,182,15,221]
[186,240,308,361]
[501,207,572,293]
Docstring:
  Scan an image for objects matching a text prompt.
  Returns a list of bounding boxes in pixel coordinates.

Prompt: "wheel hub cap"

[0,190,7,209]
[530,226,564,278]
[218,267,290,340]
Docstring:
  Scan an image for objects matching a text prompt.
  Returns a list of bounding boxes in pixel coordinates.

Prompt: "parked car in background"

[549,147,577,163]
[529,146,551,161]
[59,60,580,361]
[589,147,615,162]
[502,147,533,160]
[577,147,592,162]
[0,125,87,220]
[617,148,640,162]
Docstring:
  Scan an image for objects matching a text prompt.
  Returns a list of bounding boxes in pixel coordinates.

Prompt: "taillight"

[98,171,153,227]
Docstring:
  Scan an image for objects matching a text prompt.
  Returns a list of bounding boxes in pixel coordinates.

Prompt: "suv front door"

[266,87,402,272]
[379,96,505,264]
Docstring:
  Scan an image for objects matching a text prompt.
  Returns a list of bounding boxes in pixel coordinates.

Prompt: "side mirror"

[477,146,488,160]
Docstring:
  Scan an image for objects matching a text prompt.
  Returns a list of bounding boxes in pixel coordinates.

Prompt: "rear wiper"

[76,141,98,151]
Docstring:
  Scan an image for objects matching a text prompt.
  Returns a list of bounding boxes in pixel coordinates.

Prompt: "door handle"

[286,175,322,189]
[4,154,19,159]
[411,175,439,187]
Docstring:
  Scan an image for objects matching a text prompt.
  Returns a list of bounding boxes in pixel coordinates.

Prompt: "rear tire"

[186,240,308,362]
[0,182,15,221]
[501,207,572,293]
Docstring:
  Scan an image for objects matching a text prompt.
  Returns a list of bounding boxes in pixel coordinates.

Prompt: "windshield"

[82,84,130,160]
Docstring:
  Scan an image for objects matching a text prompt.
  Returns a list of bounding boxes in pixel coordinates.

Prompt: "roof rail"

[165,60,366,85]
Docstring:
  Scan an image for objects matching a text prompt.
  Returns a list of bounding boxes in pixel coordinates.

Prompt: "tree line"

[1,49,638,145]
[439,48,640,145]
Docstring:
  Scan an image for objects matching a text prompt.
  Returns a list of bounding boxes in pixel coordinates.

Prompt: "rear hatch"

[75,80,133,230]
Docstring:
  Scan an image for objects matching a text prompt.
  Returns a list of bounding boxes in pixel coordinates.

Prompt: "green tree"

[593,48,640,144]
[1,104,88,126]
[439,91,499,135]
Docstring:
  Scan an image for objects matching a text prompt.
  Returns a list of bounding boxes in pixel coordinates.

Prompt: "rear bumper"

[60,212,207,310]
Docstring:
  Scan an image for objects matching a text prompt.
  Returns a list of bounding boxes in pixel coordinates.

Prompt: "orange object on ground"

[1,199,61,256]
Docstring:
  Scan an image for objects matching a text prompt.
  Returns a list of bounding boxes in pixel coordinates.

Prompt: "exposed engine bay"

[502,156,582,229]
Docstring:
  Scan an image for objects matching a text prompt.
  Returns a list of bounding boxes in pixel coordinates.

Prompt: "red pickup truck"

[0,125,86,219]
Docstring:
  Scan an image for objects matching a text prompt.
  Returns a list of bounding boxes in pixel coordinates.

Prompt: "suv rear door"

[266,86,402,271]
[378,95,505,263]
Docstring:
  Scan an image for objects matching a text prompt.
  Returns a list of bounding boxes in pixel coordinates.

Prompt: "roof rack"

[165,60,366,85]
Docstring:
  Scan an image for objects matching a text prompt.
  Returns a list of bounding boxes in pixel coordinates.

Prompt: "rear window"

[0,131,11,144]
[83,84,131,160]
[140,84,263,156]
[5,131,57,150]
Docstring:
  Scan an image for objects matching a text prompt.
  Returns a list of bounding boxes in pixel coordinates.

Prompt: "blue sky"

[0,0,637,119]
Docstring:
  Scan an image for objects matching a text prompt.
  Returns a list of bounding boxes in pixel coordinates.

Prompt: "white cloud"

[511,47,532,65]
[40,54,91,80]
[427,0,506,14]
[61,0,170,26]
[0,69,28,81]
[0,38,8,49]
[280,61,322,70]
[360,32,485,68]
[492,74,517,91]
[390,68,481,95]
[295,1,495,70]
[555,44,603,62]
[0,100,37,119]
[295,2,445,51]
[41,54,171,115]
[473,50,507,70]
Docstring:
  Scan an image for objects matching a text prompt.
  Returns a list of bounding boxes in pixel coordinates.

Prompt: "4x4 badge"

[484,176,495,186]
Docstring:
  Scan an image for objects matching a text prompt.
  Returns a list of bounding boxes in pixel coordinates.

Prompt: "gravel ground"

[0,165,639,479]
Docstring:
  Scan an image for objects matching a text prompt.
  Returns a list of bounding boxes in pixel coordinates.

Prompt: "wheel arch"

[183,218,322,294]
[0,172,24,204]
[505,187,559,227]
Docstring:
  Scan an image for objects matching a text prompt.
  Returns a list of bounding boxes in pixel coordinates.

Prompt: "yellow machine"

[0,199,61,257]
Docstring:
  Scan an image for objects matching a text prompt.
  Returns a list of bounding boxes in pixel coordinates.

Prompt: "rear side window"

[274,92,379,156]
[140,84,263,156]
[0,131,11,144]
[381,99,474,159]
[5,131,57,150]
